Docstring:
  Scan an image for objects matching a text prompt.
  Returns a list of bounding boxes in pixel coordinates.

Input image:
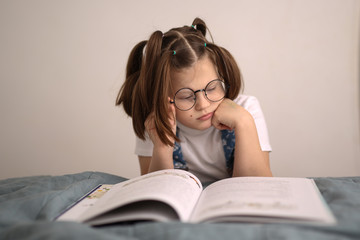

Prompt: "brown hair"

[116,18,243,146]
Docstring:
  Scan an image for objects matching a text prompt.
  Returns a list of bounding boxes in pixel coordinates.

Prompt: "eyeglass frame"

[169,79,229,111]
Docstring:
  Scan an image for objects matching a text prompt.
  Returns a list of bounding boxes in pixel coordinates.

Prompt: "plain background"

[0,0,359,180]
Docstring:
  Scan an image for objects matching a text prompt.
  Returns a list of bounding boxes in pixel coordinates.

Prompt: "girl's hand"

[145,98,176,147]
[212,98,252,130]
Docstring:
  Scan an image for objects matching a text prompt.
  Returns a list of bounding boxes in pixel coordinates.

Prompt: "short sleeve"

[234,95,272,152]
[135,134,153,156]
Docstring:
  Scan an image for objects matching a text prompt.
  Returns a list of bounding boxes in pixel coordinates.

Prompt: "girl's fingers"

[211,115,232,130]
[211,99,242,130]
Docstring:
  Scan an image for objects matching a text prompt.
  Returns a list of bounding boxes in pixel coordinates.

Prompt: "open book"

[56,169,336,226]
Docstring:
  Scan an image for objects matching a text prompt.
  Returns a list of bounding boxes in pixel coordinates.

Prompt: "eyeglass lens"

[173,79,226,111]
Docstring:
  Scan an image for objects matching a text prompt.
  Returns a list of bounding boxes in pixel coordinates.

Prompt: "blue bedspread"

[0,171,359,240]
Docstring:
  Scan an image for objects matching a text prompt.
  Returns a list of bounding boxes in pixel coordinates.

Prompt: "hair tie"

[191,25,196,29]
[173,50,176,55]
[204,42,207,47]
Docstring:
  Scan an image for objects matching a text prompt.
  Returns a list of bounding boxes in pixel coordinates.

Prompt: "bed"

[0,171,359,240]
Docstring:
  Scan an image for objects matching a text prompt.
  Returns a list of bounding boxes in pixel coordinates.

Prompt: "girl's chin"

[177,118,213,131]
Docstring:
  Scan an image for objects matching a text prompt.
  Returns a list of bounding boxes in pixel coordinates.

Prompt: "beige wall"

[0,0,359,179]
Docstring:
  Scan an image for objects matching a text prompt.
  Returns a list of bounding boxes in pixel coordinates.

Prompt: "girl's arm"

[138,144,174,174]
[138,156,151,175]
[140,102,176,175]
[232,112,272,177]
[147,142,174,173]
[212,99,273,177]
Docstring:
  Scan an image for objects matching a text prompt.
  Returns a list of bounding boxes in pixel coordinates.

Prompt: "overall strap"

[221,129,235,175]
[173,128,188,170]
[173,128,235,172]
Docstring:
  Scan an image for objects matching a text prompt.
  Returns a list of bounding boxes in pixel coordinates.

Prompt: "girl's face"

[170,56,223,130]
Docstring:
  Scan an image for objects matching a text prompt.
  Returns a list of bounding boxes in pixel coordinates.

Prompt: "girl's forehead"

[170,57,218,89]
[170,67,196,86]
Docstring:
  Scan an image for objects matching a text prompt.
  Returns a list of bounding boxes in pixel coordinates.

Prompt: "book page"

[79,169,202,223]
[82,200,180,226]
[190,177,336,224]
[56,185,113,221]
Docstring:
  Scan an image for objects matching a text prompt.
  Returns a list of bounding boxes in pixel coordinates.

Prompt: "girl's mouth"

[197,112,213,121]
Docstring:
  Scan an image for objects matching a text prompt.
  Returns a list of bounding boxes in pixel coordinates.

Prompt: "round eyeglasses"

[170,79,228,111]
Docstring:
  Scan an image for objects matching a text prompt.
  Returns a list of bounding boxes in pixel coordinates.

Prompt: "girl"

[116,18,272,182]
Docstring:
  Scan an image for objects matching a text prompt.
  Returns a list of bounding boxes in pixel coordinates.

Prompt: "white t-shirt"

[135,95,272,182]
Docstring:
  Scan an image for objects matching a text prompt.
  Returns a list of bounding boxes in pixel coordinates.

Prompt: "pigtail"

[116,40,147,116]
[116,31,164,140]
[206,43,243,99]
[132,30,164,140]
[153,51,179,146]
[192,17,214,43]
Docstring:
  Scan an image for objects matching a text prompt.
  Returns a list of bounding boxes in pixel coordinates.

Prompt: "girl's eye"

[206,80,224,93]
[176,90,194,101]
[206,83,220,92]
[178,94,194,100]
[206,86,216,92]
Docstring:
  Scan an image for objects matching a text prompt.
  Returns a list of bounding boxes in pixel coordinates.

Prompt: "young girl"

[116,18,272,182]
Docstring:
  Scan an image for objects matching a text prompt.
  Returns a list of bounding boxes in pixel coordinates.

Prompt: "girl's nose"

[194,91,210,111]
